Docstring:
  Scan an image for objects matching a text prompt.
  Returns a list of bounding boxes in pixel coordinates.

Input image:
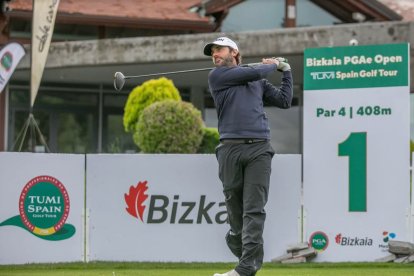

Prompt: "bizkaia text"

[146,195,227,224]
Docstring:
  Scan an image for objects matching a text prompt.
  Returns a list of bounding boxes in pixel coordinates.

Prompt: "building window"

[8,86,98,153]
[102,94,136,153]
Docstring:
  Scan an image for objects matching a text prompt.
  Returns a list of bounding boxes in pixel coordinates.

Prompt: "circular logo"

[1,51,13,71]
[309,231,329,252]
[19,175,70,236]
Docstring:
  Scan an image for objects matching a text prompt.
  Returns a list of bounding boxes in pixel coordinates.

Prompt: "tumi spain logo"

[19,175,70,235]
[0,175,76,240]
[124,180,227,224]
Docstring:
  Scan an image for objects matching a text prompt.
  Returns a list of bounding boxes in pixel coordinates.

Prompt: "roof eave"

[8,11,217,32]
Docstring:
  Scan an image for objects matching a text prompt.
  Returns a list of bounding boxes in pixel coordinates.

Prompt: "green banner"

[304,43,409,90]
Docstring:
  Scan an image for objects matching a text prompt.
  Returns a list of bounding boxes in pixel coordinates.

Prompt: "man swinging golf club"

[204,37,293,276]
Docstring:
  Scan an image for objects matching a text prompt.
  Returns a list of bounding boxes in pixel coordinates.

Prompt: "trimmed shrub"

[123,77,181,133]
[197,127,220,153]
[134,100,204,153]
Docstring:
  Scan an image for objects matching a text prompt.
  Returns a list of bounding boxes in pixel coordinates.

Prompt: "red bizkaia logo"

[335,233,373,246]
[123,180,227,224]
[335,233,342,244]
[124,181,149,222]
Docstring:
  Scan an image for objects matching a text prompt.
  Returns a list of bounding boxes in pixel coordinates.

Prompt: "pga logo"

[310,71,335,80]
[309,231,329,252]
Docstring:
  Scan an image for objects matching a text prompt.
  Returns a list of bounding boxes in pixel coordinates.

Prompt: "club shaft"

[122,63,263,79]
[124,67,213,79]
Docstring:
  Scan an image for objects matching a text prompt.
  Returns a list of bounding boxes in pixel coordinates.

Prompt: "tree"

[123,77,181,133]
[197,127,220,153]
[134,100,204,153]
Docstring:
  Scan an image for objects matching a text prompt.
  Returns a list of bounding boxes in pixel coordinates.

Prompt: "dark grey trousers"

[215,141,275,276]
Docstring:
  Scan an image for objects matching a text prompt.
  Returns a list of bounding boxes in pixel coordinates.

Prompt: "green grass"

[0,262,414,276]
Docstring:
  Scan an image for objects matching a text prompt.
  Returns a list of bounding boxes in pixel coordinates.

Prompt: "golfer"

[203,37,293,276]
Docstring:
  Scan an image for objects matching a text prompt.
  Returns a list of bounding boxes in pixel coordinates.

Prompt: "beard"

[214,53,235,67]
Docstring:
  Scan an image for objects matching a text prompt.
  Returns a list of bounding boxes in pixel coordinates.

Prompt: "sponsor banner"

[31,0,60,107]
[86,154,301,262]
[0,42,25,93]
[307,230,401,259]
[304,43,409,90]
[412,152,414,243]
[303,44,411,261]
[0,153,84,264]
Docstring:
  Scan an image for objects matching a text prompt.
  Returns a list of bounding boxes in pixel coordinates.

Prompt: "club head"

[114,72,125,91]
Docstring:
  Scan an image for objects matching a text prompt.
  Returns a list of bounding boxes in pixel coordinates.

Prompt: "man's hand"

[262,57,291,72]
[275,57,291,72]
[262,57,279,65]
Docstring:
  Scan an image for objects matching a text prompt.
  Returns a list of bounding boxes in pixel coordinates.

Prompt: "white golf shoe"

[213,269,240,276]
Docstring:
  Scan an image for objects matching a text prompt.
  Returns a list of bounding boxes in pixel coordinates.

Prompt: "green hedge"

[197,127,220,153]
[123,77,181,133]
[134,100,204,153]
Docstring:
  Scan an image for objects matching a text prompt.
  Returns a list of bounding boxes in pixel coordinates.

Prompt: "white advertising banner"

[86,154,301,262]
[303,44,411,261]
[411,152,414,243]
[0,153,85,264]
[0,42,25,93]
[31,0,60,107]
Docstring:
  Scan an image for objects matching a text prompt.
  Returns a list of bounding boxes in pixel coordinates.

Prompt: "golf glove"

[275,57,291,72]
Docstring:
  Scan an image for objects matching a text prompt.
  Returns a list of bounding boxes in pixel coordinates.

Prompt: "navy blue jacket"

[208,64,293,140]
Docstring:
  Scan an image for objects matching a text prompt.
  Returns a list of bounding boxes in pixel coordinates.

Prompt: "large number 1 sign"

[338,132,367,212]
[303,43,410,262]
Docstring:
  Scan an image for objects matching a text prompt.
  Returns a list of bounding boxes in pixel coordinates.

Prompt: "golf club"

[113,61,275,91]
[114,67,213,91]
